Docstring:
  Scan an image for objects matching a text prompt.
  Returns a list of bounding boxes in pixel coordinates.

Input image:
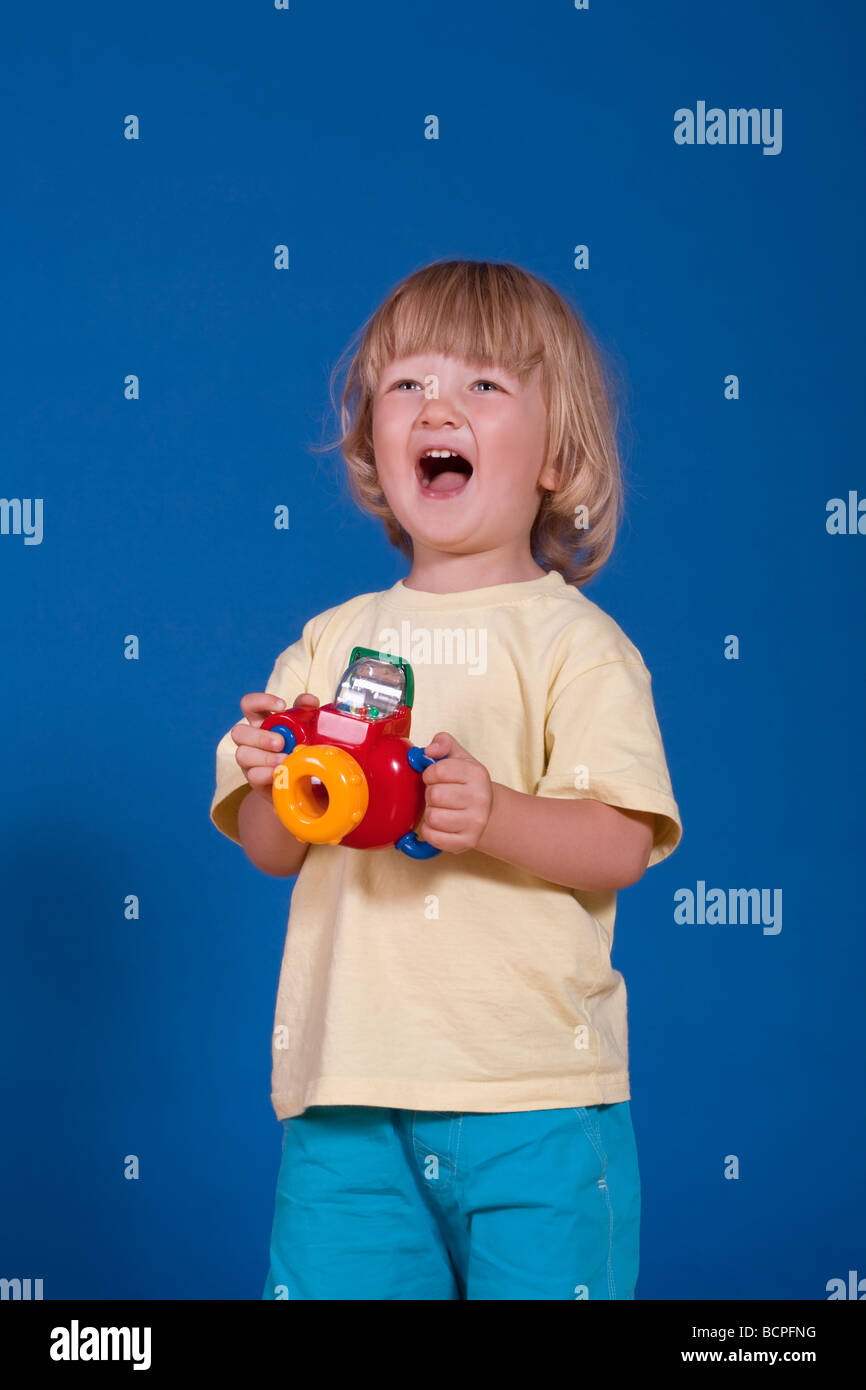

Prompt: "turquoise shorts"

[262,1102,641,1300]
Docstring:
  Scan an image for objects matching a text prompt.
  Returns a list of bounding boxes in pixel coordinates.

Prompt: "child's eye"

[390,377,501,392]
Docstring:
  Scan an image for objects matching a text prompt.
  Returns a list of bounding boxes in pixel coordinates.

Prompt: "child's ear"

[538,457,562,491]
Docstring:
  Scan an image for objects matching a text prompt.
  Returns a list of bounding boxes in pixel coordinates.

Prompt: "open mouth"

[416,450,474,498]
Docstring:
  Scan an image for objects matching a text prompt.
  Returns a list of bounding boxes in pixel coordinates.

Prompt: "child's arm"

[476,786,654,892]
[220,690,318,878]
[420,732,654,892]
[237,790,311,878]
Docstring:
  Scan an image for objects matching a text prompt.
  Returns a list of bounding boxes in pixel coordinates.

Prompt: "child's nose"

[419,394,463,425]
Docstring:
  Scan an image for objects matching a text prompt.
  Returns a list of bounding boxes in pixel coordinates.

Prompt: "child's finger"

[235,739,290,771]
[424,780,468,810]
[232,722,288,756]
[240,692,287,726]
[422,754,472,784]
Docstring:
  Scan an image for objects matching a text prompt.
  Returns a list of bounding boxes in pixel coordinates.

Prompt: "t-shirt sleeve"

[532,655,683,868]
[209,617,318,847]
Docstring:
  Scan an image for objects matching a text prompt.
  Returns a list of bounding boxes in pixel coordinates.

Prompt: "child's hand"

[232,692,319,803]
[416,732,494,854]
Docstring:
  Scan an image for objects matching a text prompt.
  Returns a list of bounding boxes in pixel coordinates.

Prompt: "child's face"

[371,352,558,561]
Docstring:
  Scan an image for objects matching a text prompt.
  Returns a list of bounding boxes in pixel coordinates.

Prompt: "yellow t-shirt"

[210,570,683,1120]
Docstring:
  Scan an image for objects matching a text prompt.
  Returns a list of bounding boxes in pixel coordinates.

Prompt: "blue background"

[2,0,863,1300]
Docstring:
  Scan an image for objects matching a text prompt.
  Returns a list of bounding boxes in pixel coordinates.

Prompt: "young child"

[209,259,682,1301]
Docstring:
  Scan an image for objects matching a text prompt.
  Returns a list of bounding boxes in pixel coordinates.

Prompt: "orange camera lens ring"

[272,744,369,845]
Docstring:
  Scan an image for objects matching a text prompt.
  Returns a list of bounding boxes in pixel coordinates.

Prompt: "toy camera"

[260,646,444,859]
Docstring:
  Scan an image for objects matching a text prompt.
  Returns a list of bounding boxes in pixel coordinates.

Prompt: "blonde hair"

[316,258,629,587]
